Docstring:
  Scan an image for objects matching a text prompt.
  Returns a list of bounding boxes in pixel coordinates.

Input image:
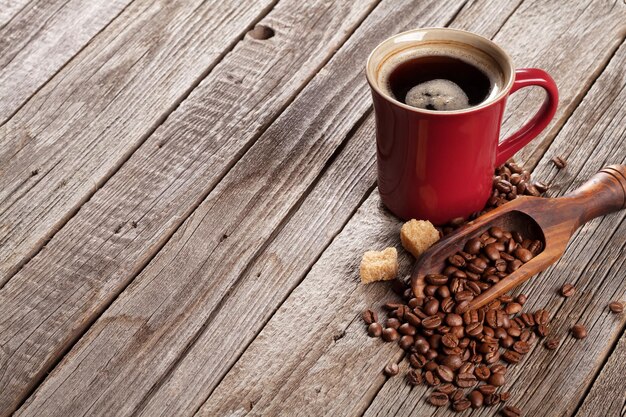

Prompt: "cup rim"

[366,27,516,115]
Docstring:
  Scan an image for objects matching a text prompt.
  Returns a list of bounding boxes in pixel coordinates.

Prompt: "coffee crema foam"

[377,43,505,110]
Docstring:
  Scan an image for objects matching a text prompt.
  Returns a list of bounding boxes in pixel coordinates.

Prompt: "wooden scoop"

[411,165,626,311]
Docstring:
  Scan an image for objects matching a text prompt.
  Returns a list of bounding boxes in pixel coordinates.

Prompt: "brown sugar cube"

[400,219,440,259]
[360,247,398,284]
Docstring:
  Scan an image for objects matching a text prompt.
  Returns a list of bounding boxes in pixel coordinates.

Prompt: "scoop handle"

[561,165,626,226]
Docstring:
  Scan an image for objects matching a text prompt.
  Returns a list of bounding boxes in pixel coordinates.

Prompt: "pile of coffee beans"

[440,160,548,235]
[363,226,548,415]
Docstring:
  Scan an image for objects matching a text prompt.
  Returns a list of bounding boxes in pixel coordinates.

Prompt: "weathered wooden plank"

[362,40,626,417]
[574,328,626,417]
[0,0,30,28]
[11,1,470,416]
[0,0,134,124]
[0,0,276,287]
[0,0,385,415]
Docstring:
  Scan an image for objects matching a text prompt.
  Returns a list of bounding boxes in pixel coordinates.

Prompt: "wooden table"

[0,1,624,416]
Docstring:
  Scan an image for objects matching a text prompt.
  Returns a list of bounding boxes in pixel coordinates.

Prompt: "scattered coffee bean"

[571,324,587,339]
[429,391,449,407]
[551,155,567,169]
[500,391,511,401]
[609,301,624,314]
[488,372,505,386]
[544,338,559,350]
[386,317,401,329]
[436,383,456,395]
[560,283,576,297]
[406,369,422,386]
[469,389,484,408]
[451,389,464,402]
[501,405,522,417]
[362,309,377,324]
[453,398,472,412]
[384,363,399,377]
[367,323,382,337]
[382,327,399,342]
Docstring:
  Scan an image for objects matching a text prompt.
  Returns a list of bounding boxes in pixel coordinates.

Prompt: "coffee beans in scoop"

[440,160,549,235]
[362,226,550,415]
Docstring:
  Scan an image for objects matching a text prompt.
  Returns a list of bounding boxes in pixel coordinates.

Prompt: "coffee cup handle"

[495,68,559,166]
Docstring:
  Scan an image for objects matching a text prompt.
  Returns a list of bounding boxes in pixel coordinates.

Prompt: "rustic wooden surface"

[0,0,624,416]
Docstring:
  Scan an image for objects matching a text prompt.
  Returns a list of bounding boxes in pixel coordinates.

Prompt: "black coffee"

[388,55,492,110]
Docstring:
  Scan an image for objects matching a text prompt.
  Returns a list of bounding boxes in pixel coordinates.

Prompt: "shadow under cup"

[366,28,517,225]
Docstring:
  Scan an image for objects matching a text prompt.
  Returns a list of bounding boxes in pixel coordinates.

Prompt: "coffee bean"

[383,363,399,376]
[466,322,484,337]
[441,333,459,348]
[516,294,527,305]
[422,315,442,329]
[448,254,466,268]
[534,309,549,326]
[445,313,463,327]
[501,405,522,417]
[399,335,414,350]
[441,354,463,370]
[453,399,472,412]
[436,365,455,382]
[456,372,477,388]
[404,312,421,327]
[409,353,427,368]
[513,341,531,354]
[484,243,501,261]
[502,349,521,364]
[571,324,587,339]
[455,300,470,314]
[474,364,491,381]
[362,309,377,324]
[507,259,523,273]
[479,384,496,395]
[425,357,438,369]
[536,324,549,337]
[429,391,449,407]
[426,274,449,285]
[406,369,422,386]
[469,390,484,408]
[552,155,567,169]
[465,238,482,254]
[385,318,400,329]
[468,257,488,274]
[382,327,400,342]
[490,364,506,375]
[485,393,500,406]
[500,391,511,401]
[513,247,533,263]
[436,383,456,395]
[560,283,576,297]
[367,323,382,337]
[505,302,522,315]
[609,301,624,313]
[398,323,417,336]
[425,370,440,386]
[450,389,464,402]
[488,372,505,386]
[489,226,505,238]
[424,299,440,316]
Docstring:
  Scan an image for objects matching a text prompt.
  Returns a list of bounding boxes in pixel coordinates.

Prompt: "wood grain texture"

[0,0,30,28]
[575,328,626,417]
[0,0,276,288]
[490,0,625,168]
[0,0,133,124]
[0,0,382,414]
[11,1,470,416]
[363,40,626,417]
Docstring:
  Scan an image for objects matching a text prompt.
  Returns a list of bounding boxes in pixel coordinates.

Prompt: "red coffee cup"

[366,28,558,224]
